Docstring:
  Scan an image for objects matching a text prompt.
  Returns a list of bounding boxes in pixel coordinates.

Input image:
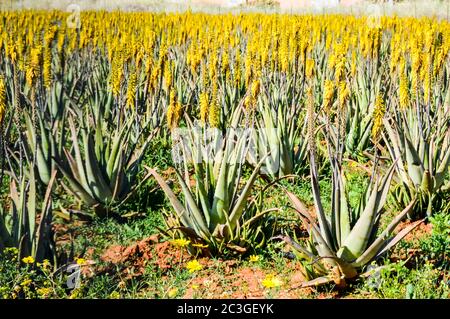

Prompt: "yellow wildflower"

[109,291,120,299]
[168,288,179,298]
[261,274,283,289]
[69,288,82,299]
[170,238,191,248]
[186,260,203,273]
[37,287,52,297]
[5,247,18,255]
[76,258,86,265]
[20,279,32,287]
[249,255,261,262]
[22,256,35,264]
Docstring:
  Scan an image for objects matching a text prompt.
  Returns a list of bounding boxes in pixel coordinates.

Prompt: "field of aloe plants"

[0,9,449,299]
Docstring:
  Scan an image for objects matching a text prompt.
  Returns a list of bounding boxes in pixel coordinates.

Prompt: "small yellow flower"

[261,274,283,289]
[109,291,120,299]
[37,259,51,269]
[22,256,35,264]
[37,287,52,297]
[186,260,203,273]
[5,247,18,255]
[69,288,82,299]
[76,258,86,265]
[170,238,191,248]
[168,288,178,298]
[249,255,261,262]
[191,284,199,290]
[20,279,32,287]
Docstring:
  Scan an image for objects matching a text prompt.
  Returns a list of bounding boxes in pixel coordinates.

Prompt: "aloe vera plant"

[54,114,153,216]
[0,170,57,265]
[279,103,420,287]
[344,98,373,160]
[324,72,381,161]
[22,110,64,186]
[383,104,450,218]
[248,94,308,179]
[282,160,420,287]
[149,114,268,256]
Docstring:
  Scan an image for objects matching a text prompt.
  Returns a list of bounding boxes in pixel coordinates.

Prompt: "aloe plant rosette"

[150,115,269,256]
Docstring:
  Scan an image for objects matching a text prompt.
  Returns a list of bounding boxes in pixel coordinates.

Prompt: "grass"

[1,207,448,298]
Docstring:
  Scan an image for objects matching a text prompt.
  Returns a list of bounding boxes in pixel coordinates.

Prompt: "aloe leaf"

[36,142,51,185]
[84,132,113,202]
[35,114,52,184]
[110,152,125,200]
[280,235,316,259]
[357,119,372,153]
[107,120,130,177]
[211,151,229,226]
[286,191,313,221]
[404,135,424,186]
[53,156,97,207]
[373,218,424,260]
[383,119,409,184]
[435,143,450,189]
[339,164,395,262]
[27,170,36,242]
[310,149,333,248]
[351,199,416,267]
[228,156,265,227]
[175,170,211,239]
[23,111,36,152]
[68,118,90,193]
[195,172,212,228]
[35,171,57,262]
[148,167,191,227]
[299,276,335,288]
[310,222,358,279]
[339,168,351,245]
